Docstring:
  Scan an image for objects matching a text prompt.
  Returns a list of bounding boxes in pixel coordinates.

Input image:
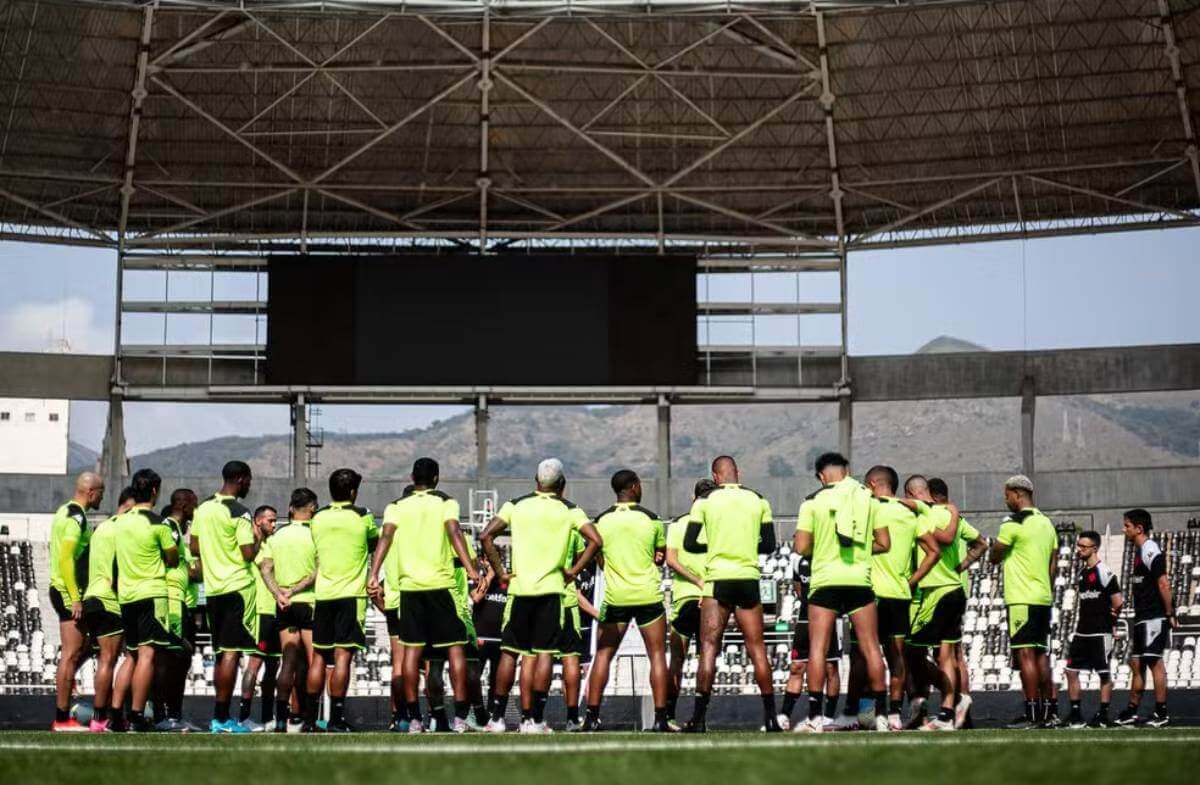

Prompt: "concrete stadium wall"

[3,467,1198,525]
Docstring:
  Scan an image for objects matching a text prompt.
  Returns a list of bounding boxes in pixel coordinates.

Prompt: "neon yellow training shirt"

[381,488,463,592]
[311,500,377,601]
[666,514,706,604]
[191,494,255,596]
[496,491,588,597]
[594,502,666,607]
[688,484,772,583]
[113,507,175,604]
[997,507,1058,606]
[796,476,879,591]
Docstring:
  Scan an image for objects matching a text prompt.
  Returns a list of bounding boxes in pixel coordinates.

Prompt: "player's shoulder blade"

[348,504,371,518]
[739,485,766,500]
[1140,538,1162,562]
[630,504,659,521]
[137,509,165,526]
[804,485,830,502]
[594,505,618,522]
[1009,509,1033,524]
[508,491,538,506]
[221,497,251,518]
[427,489,452,501]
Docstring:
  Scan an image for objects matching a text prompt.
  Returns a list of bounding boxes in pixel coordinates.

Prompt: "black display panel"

[265,254,696,386]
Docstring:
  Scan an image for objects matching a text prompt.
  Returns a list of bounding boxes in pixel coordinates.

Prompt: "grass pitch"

[2,729,1197,785]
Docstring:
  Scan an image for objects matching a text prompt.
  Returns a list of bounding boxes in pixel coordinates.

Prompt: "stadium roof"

[0,0,1198,252]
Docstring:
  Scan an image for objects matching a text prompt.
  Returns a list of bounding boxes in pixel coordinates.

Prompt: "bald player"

[682,456,779,733]
[50,471,105,732]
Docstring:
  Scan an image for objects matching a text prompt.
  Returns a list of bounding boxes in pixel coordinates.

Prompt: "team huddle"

[44,451,1179,734]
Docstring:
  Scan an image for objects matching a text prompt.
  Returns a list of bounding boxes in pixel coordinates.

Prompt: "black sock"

[108,706,123,724]
[874,691,888,718]
[586,704,601,720]
[666,694,678,720]
[938,706,954,723]
[168,694,183,721]
[215,700,231,723]
[488,694,508,720]
[261,696,274,724]
[808,692,823,720]
[761,693,776,723]
[781,690,800,719]
[1155,702,1167,716]
[275,700,289,725]
[532,691,548,723]
[454,701,470,721]
[406,702,422,724]
[1046,699,1059,719]
[1025,700,1037,722]
[303,692,320,724]
[825,696,840,720]
[1070,699,1082,715]
[128,708,144,722]
[1098,702,1110,716]
[55,708,69,723]
[567,705,579,723]
[238,697,253,722]
[330,697,345,724]
[654,706,668,725]
[152,699,166,725]
[395,701,409,721]
[691,692,711,723]
[473,702,488,725]
[520,705,532,722]
[432,704,448,729]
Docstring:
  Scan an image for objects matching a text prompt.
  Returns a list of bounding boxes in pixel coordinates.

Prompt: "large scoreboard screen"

[266,254,697,386]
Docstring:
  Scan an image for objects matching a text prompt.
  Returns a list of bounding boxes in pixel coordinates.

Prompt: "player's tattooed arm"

[480,516,511,582]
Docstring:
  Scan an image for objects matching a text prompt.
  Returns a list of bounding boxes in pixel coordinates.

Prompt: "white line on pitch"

[1,732,1198,755]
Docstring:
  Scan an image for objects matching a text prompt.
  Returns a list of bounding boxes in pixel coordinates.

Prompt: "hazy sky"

[1,227,1197,452]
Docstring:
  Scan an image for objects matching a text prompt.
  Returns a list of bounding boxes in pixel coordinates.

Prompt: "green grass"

[2,729,1198,785]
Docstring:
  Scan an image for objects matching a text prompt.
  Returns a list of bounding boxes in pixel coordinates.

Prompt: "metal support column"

[475,395,490,490]
[291,393,307,488]
[838,395,853,463]
[100,393,127,511]
[656,395,672,517]
[1021,376,1036,478]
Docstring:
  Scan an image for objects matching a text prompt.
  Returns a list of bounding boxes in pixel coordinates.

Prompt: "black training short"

[790,620,843,662]
[313,597,367,651]
[82,598,123,639]
[671,599,701,640]
[255,613,281,658]
[556,606,585,658]
[384,607,402,638]
[877,597,912,640]
[598,602,664,628]
[1131,618,1170,660]
[910,587,967,647]
[276,602,314,633]
[49,587,76,623]
[120,597,183,650]
[501,594,562,655]
[206,589,258,653]
[1065,634,1113,675]
[809,586,875,617]
[1007,603,1051,650]
[709,579,761,610]
[399,589,469,649]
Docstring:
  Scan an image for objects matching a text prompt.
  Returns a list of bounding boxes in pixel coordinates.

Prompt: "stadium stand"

[0,540,47,688]
[4,516,1200,698]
